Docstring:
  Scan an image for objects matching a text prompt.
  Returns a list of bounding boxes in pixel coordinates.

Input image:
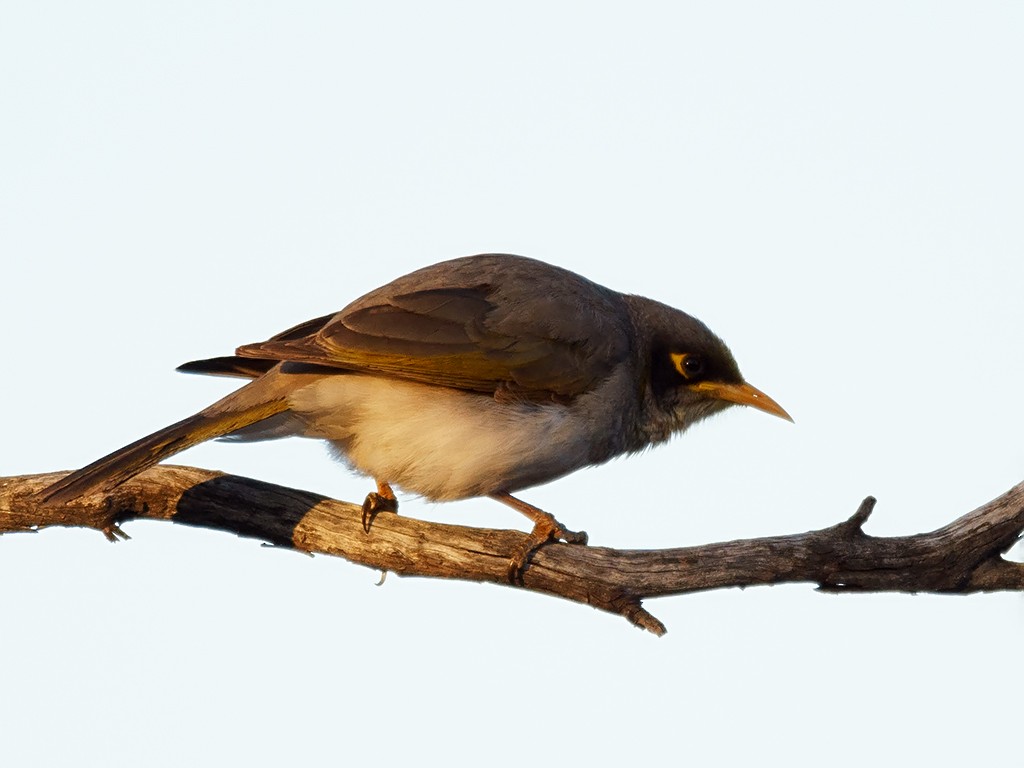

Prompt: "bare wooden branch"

[3,468,1024,635]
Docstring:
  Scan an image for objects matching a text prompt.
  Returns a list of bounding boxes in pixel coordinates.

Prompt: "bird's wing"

[177,313,338,379]
[234,255,633,401]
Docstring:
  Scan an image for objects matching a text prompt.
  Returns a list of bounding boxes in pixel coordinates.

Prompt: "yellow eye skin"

[670,352,705,380]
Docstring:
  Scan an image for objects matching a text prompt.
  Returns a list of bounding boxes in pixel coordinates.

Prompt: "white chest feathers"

[285,371,634,500]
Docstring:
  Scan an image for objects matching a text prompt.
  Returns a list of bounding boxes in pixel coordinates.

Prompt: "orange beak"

[690,380,793,422]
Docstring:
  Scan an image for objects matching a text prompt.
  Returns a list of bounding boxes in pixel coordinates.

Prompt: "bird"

[41,253,791,576]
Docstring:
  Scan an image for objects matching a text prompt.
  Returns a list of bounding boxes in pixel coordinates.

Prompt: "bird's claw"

[101,523,131,542]
[361,491,398,533]
[507,520,588,584]
[559,526,588,546]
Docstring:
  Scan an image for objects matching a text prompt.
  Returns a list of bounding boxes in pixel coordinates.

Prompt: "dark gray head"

[623,295,791,443]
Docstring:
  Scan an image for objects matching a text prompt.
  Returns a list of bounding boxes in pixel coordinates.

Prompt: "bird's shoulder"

[237,254,634,401]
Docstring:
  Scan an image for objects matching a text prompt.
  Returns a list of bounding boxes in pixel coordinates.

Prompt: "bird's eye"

[671,352,705,380]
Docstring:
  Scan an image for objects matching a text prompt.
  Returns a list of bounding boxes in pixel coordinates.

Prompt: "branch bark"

[3,468,1023,635]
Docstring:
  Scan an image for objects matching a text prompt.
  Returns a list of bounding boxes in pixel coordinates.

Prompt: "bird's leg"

[490,492,589,583]
[362,479,398,533]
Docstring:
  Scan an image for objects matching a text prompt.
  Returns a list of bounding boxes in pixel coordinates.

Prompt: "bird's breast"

[286,370,638,500]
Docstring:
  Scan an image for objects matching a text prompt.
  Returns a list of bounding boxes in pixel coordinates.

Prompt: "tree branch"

[3,468,1023,635]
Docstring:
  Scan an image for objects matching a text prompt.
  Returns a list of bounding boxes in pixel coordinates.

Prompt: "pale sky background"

[3,3,1023,766]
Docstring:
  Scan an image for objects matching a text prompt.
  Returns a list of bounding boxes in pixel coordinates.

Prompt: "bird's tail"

[41,383,293,506]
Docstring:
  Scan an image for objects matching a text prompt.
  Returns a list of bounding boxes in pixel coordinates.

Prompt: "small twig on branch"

[2,468,1023,635]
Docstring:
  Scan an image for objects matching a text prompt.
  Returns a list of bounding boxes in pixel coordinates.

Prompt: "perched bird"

[42,253,791,574]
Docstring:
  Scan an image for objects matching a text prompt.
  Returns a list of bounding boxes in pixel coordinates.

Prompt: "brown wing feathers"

[175,312,338,379]
[233,286,605,400]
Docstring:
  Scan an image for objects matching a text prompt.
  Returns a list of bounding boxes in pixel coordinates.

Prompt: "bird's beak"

[690,380,794,422]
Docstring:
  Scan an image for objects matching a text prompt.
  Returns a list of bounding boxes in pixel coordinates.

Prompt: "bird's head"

[628,296,792,438]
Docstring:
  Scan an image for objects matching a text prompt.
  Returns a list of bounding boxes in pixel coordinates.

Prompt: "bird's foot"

[507,516,588,583]
[361,480,398,533]
[490,492,588,583]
